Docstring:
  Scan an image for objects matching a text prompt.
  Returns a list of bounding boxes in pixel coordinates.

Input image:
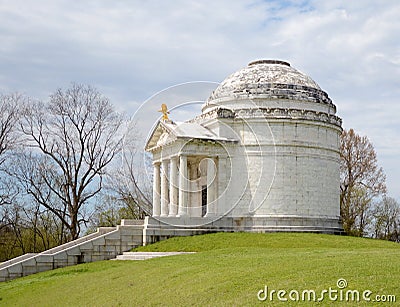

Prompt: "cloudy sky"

[1,0,399,199]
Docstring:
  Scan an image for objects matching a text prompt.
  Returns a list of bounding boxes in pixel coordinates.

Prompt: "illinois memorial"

[143,59,343,243]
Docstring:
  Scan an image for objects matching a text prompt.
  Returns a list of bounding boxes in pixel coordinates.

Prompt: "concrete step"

[113,251,196,261]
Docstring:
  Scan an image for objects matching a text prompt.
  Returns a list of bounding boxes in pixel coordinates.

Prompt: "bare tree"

[107,151,152,218]
[103,121,152,219]
[87,192,145,232]
[86,138,152,231]
[0,93,22,254]
[8,151,70,243]
[0,173,20,232]
[340,128,386,236]
[0,93,22,166]
[0,198,66,261]
[0,93,23,211]
[20,84,123,240]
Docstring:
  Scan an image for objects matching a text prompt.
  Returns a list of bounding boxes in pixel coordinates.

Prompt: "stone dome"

[203,59,333,113]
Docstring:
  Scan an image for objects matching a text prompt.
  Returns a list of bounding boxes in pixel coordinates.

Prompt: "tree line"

[0,84,399,261]
[0,85,147,261]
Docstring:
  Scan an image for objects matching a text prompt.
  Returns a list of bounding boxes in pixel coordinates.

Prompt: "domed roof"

[204,60,331,112]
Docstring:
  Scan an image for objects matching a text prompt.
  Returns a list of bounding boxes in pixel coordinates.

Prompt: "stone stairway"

[0,220,144,282]
[113,251,196,260]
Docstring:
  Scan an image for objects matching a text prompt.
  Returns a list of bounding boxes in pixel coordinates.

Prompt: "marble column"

[178,155,188,216]
[160,159,169,217]
[152,162,161,217]
[216,157,226,216]
[206,157,217,216]
[169,157,179,216]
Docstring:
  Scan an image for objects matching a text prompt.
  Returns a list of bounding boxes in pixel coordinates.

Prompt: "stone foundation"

[142,216,344,245]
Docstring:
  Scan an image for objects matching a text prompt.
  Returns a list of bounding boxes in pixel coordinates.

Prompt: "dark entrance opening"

[77,253,84,264]
[201,185,207,217]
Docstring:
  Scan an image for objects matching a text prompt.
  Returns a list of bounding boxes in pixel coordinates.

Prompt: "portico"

[146,120,237,220]
[152,154,218,218]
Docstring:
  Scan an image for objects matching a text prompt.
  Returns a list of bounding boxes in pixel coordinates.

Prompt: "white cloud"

[0,0,399,198]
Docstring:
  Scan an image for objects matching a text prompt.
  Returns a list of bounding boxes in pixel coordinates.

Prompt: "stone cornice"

[193,107,342,127]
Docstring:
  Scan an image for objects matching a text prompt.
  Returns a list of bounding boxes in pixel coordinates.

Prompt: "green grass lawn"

[0,233,399,306]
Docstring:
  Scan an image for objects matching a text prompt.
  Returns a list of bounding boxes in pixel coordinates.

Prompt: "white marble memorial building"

[0,60,347,281]
[143,60,343,242]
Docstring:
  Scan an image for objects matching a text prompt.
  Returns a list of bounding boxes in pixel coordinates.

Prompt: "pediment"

[145,120,238,152]
[145,120,177,152]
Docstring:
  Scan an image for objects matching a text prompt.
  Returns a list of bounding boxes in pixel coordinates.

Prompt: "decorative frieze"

[194,107,342,127]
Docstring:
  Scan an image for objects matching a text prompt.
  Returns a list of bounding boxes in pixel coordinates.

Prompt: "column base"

[168,203,178,217]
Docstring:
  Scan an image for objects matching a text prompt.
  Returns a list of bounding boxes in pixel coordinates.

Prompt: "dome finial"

[248,59,290,67]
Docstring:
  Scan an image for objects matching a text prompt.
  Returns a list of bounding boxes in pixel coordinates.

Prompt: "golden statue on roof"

[158,103,170,121]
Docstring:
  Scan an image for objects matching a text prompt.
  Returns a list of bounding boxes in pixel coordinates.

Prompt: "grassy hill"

[0,233,399,306]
